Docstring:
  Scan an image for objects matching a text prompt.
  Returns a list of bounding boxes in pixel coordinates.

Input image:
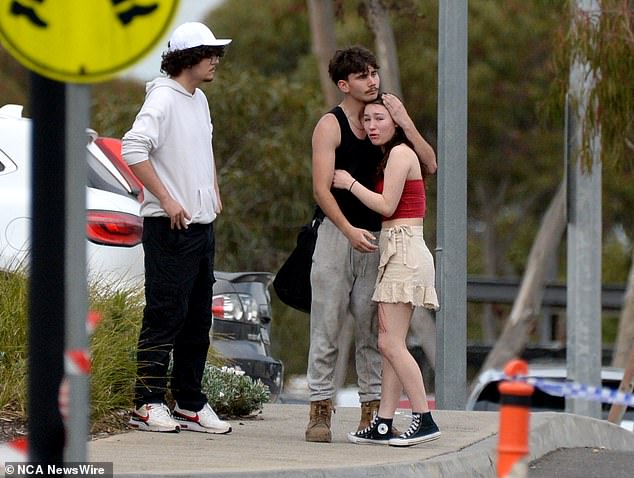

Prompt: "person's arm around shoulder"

[333,144,412,217]
[312,113,378,252]
[382,93,437,175]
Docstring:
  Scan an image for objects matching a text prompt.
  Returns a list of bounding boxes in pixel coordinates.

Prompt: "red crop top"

[375,178,426,221]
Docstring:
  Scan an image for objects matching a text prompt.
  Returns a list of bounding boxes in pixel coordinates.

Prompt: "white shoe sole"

[176,419,232,434]
[388,431,441,447]
[128,418,180,433]
[346,433,391,445]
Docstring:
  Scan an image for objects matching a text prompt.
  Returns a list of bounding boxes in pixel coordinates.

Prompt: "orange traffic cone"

[497,359,533,478]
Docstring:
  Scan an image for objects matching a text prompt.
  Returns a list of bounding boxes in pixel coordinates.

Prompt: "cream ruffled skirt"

[372,225,439,310]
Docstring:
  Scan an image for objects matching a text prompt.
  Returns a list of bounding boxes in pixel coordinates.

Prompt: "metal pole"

[566,0,602,419]
[64,84,90,461]
[435,0,468,409]
[28,74,66,465]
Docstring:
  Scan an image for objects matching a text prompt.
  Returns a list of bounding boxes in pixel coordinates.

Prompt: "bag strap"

[312,205,325,228]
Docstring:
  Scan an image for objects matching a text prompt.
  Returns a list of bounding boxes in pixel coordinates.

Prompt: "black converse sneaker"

[347,414,393,445]
[388,412,441,447]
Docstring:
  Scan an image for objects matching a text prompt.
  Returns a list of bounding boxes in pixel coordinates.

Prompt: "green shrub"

[202,365,270,417]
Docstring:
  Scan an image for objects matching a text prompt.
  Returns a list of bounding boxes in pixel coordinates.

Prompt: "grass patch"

[1,269,270,437]
[89,283,144,423]
[0,271,28,416]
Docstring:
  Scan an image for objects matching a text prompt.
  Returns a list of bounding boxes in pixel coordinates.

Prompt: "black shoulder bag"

[273,207,325,314]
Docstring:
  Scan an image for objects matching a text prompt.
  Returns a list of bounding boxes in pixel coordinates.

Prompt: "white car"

[0,104,144,288]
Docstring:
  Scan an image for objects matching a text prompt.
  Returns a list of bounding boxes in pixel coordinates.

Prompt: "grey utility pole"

[435,0,468,409]
[566,0,602,419]
[64,84,91,461]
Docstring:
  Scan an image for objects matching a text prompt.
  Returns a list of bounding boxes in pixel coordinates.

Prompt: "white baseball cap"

[167,22,232,52]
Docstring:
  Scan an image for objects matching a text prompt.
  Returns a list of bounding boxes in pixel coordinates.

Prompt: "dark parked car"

[466,363,633,431]
[211,271,284,402]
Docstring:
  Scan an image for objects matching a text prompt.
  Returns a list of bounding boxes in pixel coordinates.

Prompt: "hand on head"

[380,93,408,127]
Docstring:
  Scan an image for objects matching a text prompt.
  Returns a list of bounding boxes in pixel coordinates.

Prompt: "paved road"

[528,447,634,478]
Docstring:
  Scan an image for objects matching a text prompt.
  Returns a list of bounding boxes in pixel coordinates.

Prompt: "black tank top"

[325,106,382,231]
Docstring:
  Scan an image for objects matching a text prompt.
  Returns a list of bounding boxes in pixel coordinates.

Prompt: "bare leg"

[378,357,402,417]
[377,302,431,415]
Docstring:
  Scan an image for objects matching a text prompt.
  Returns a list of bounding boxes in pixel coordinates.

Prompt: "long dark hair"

[366,95,413,179]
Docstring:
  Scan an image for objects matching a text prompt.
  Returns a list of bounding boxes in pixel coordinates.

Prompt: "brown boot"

[305,399,335,442]
[359,400,400,435]
[358,400,380,431]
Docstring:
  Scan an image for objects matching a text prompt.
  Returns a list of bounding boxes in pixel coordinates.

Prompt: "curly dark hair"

[328,45,379,84]
[160,45,226,77]
[366,95,414,179]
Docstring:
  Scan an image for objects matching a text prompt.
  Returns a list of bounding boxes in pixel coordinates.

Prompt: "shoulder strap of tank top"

[329,106,348,132]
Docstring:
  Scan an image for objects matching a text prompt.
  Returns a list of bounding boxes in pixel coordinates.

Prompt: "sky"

[122,0,225,82]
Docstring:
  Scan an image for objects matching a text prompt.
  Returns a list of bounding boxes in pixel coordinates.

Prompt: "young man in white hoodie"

[122,22,231,434]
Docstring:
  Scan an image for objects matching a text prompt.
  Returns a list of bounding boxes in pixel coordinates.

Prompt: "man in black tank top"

[305,45,436,443]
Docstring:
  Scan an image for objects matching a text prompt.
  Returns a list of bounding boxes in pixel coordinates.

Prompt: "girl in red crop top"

[332,95,440,447]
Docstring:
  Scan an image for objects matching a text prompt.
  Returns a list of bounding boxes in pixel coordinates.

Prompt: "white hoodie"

[122,77,219,224]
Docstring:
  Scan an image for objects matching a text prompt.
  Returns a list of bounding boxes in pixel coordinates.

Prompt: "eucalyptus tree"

[306,0,339,106]
[481,0,634,375]
[543,0,634,368]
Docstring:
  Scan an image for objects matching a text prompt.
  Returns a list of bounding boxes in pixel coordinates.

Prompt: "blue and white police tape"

[488,371,634,407]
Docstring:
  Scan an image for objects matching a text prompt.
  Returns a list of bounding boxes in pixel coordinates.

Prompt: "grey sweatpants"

[307,218,382,402]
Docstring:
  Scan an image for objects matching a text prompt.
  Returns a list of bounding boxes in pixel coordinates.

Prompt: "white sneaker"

[129,403,180,433]
[173,403,232,434]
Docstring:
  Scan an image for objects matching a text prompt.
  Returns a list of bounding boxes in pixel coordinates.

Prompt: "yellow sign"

[0,0,179,83]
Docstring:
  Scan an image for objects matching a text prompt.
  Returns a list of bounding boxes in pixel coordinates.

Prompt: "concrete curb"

[528,412,634,459]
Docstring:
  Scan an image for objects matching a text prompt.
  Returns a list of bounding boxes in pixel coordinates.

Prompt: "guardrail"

[466,276,626,311]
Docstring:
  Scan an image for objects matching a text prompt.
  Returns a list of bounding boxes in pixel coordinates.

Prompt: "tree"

[361,0,403,98]
[613,251,634,368]
[545,0,634,368]
[478,181,566,375]
[546,0,634,170]
[208,0,312,78]
[203,63,323,272]
[0,48,30,110]
[480,0,634,376]
[306,0,339,106]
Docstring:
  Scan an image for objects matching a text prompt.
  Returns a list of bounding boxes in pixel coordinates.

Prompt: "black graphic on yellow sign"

[0,0,179,83]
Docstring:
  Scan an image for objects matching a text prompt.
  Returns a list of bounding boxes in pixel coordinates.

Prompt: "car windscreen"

[86,149,134,199]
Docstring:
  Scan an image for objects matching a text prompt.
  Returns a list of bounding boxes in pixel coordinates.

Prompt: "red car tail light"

[94,137,144,202]
[86,210,143,247]
[212,294,241,321]
[212,293,260,323]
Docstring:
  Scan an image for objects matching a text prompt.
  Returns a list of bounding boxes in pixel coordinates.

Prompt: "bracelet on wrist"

[349,180,357,192]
